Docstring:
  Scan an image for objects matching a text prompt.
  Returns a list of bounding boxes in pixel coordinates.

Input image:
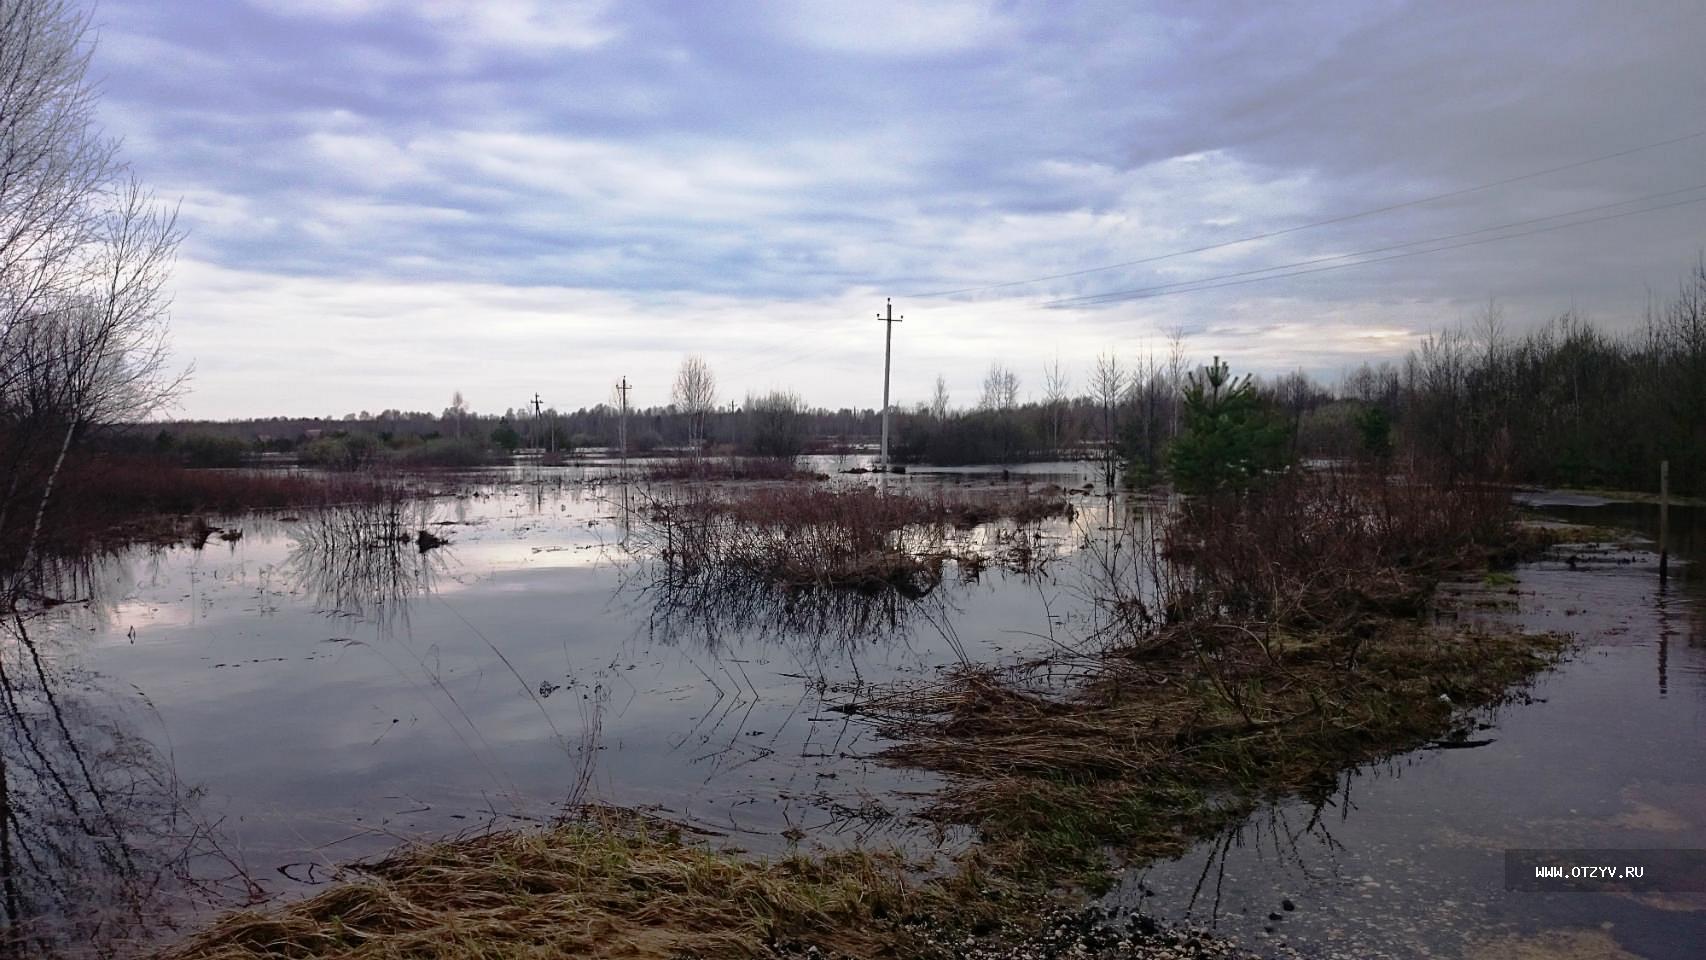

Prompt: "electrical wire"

[1042,191,1706,308]
[906,129,1706,299]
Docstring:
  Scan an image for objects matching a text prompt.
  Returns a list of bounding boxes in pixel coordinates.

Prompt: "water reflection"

[634,559,966,654]
[0,612,230,958]
[284,501,454,628]
[1107,525,1706,959]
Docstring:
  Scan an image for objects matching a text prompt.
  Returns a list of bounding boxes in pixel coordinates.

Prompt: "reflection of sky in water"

[1106,513,1706,960]
[25,475,1695,958]
[27,469,1125,931]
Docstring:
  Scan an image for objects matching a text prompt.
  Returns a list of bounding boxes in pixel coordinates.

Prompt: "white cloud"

[248,0,617,52]
[775,0,1015,56]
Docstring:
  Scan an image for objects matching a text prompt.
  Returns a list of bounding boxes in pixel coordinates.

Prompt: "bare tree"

[0,0,117,342]
[1090,351,1127,487]
[744,389,804,458]
[1272,368,1317,459]
[929,373,950,419]
[1127,348,1165,476]
[1165,326,1189,441]
[1470,299,1508,369]
[980,361,1020,410]
[671,354,717,448]
[444,390,467,438]
[0,3,185,590]
[1043,355,1070,454]
[5,184,182,572]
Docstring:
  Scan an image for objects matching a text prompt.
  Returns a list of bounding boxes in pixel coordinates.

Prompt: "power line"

[1044,182,1706,306]
[1041,190,1706,308]
[906,128,1706,299]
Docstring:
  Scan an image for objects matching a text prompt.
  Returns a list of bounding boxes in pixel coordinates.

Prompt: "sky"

[89,0,1706,419]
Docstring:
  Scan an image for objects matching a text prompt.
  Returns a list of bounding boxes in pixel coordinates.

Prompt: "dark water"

[1105,503,1706,959]
[2,463,1120,955]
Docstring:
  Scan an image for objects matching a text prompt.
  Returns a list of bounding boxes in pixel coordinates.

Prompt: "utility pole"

[530,392,544,452]
[1659,459,1670,583]
[616,377,631,467]
[878,298,902,472]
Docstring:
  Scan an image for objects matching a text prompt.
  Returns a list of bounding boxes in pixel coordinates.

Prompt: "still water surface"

[1109,500,1705,959]
[6,464,1113,953]
[4,470,1701,958]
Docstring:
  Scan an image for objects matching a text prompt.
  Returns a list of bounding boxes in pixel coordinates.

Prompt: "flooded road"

[1107,502,1706,959]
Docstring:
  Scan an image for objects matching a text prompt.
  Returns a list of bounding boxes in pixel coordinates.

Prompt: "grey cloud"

[85,0,1706,416]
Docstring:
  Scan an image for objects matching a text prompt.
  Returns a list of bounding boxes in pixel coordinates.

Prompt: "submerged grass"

[642,456,825,482]
[849,466,1570,879]
[645,485,1075,593]
[863,618,1566,878]
[164,467,1577,958]
[26,454,412,559]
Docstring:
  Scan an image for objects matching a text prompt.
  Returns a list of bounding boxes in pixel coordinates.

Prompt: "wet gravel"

[775,906,1308,959]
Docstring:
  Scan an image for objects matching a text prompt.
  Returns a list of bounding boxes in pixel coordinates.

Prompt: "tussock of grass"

[165,811,940,960]
[852,467,1569,878]
[864,619,1566,876]
[646,486,1074,593]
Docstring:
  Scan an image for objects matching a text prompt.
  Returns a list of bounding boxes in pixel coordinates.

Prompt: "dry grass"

[1161,465,1527,629]
[844,466,1569,876]
[20,454,412,561]
[161,467,1573,956]
[645,486,1074,593]
[163,810,949,960]
[860,618,1565,874]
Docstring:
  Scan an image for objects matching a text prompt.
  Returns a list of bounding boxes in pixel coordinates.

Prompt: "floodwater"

[7,467,1703,959]
[1,460,1119,956]
[1107,501,1706,959]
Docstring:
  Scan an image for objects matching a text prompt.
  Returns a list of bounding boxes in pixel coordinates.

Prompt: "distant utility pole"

[531,392,544,451]
[878,298,903,471]
[616,377,631,466]
[1659,459,1670,583]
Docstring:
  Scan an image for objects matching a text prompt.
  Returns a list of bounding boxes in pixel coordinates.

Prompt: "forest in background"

[110,257,1706,497]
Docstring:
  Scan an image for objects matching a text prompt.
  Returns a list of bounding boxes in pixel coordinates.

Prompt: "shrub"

[396,437,496,467]
[301,433,381,470]
[177,434,250,468]
[743,391,806,458]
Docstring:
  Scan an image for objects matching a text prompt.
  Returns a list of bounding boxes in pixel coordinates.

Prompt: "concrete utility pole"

[530,392,544,451]
[616,377,631,466]
[878,298,903,471]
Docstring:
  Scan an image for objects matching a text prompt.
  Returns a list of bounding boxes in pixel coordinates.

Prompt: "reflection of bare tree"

[635,558,957,653]
[284,501,453,628]
[0,612,229,957]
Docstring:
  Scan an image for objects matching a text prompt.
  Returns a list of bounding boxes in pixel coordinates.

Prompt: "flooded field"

[1109,501,1706,959]
[6,467,1701,959]
[4,461,1121,953]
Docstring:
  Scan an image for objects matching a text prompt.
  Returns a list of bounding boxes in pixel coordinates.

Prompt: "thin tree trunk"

[10,418,76,599]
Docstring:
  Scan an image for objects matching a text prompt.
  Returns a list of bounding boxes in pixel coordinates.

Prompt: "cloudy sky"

[91,0,1706,419]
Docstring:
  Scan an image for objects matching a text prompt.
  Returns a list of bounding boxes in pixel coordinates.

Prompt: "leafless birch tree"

[1091,351,1126,487]
[671,354,716,448]
[980,361,1019,411]
[0,1,185,591]
[1043,355,1070,454]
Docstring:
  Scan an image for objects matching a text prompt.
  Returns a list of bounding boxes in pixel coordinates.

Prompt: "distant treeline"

[115,396,884,465]
[106,258,1706,495]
